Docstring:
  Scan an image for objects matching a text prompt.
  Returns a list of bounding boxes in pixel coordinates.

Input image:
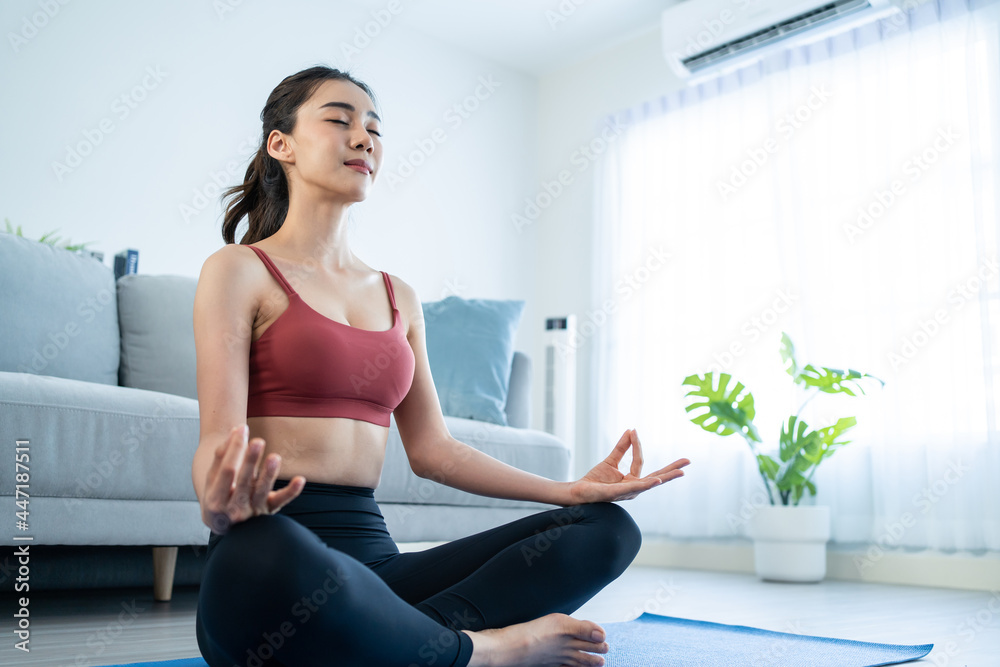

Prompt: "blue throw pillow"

[422,296,526,425]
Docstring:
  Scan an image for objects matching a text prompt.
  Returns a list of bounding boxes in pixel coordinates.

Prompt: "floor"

[1,565,997,666]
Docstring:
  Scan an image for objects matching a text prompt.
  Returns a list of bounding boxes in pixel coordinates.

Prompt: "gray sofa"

[0,234,571,600]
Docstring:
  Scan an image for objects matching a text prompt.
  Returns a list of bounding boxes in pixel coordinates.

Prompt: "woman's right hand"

[201,425,306,535]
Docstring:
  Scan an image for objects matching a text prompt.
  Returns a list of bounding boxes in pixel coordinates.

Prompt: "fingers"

[640,468,686,488]
[269,473,307,513]
[205,425,246,509]
[250,450,280,512]
[233,436,265,508]
[629,429,644,478]
[652,458,691,476]
[604,429,631,467]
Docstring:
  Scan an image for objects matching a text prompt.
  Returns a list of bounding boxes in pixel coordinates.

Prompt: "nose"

[351,126,374,153]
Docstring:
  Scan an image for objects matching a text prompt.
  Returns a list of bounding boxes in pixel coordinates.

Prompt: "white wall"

[534,25,686,476]
[0,0,541,373]
[1,0,712,452]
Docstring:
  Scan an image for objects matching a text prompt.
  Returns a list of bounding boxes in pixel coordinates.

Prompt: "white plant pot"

[748,505,831,583]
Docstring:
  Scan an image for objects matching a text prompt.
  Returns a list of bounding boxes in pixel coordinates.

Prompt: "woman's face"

[271,78,383,204]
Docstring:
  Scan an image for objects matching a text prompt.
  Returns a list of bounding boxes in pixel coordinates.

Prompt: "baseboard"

[632,537,1000,592]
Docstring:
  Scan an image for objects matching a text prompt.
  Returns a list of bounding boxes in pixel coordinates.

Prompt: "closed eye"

[328,120,381,137]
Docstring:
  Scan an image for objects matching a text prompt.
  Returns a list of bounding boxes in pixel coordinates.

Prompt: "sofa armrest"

[504,351,531,429]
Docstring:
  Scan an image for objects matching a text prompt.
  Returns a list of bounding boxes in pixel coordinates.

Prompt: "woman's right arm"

[191,245,304,534]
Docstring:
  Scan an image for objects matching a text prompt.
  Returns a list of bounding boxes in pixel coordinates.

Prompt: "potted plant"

[3,218,100,260]
[681,332,883,582]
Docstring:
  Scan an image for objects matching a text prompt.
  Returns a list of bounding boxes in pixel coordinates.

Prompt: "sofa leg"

[152,546,178,602]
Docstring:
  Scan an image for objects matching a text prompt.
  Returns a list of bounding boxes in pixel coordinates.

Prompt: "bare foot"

[461,612,609,667]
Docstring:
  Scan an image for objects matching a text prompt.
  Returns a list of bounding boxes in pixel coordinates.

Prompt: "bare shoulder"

[200,243,259,278]
[195,244,271,317]
[198,244,273,293]
[384,272,423,335]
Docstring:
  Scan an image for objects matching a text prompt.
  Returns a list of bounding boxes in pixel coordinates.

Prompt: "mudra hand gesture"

[567,428,690,504]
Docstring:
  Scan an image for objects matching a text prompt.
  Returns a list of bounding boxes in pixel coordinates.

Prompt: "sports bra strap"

[248,246,297,296]
[381,271,398,310]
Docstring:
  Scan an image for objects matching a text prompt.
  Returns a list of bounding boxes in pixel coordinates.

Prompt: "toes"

[570,620,605,643]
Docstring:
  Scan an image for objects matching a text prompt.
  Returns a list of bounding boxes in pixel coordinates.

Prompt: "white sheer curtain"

[590,0,1000,552]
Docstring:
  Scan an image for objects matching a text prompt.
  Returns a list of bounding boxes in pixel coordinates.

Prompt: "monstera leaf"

[798,364,883,396]
[780,332,883,396]
[775,415,857,504]
[779,331,801,379]
[682,372,761,444]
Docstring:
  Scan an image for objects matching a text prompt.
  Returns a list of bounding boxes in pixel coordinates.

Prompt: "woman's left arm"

[390,276,689,507]
[389,276,574,506]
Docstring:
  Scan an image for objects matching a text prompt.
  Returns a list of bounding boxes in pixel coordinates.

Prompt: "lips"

[344,159,372,175]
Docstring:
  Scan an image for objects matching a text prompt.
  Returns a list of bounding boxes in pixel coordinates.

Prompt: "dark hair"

[221,65,379,245]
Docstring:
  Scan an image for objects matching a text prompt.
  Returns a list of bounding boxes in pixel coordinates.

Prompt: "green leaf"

[682,372,761,444]
[776,416,857,499]
[780,332,801,381]
[38,229,60,245]
[792,484,806,505]
[798,364,884,397]
[779,416,812,462]
[811,416,857,461]
[757,454,780,481]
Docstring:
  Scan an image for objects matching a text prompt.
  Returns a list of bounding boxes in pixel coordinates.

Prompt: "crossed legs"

[195,501,642,667]
[373,501,643,633]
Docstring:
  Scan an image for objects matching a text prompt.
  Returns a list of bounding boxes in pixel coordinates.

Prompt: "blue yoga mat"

[100,612,933,667]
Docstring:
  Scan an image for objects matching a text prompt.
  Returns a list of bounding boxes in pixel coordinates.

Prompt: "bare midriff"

[246,415,388,489]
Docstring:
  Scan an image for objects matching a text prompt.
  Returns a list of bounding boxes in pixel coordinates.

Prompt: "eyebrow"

[318,101,381,123]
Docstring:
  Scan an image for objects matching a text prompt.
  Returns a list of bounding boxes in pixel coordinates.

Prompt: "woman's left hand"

[566,428,690,505]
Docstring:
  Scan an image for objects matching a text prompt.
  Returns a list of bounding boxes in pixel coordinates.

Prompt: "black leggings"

[195,478,642,667]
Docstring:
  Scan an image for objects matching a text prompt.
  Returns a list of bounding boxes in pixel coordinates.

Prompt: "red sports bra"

[245,246,415,427]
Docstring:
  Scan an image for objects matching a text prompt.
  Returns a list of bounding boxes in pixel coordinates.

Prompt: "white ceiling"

[347,0,680,76]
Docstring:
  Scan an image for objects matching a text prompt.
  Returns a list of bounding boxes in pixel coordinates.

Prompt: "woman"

[192,64,690,667]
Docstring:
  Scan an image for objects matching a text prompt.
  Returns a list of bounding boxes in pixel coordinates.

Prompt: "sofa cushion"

[375,415,571,509]
[422,296,525,426]
[117,274,198,399]
[0,371,200,502]
[0,234,119,385]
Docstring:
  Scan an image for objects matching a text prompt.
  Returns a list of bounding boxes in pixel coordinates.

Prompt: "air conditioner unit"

[663,0,909,83]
